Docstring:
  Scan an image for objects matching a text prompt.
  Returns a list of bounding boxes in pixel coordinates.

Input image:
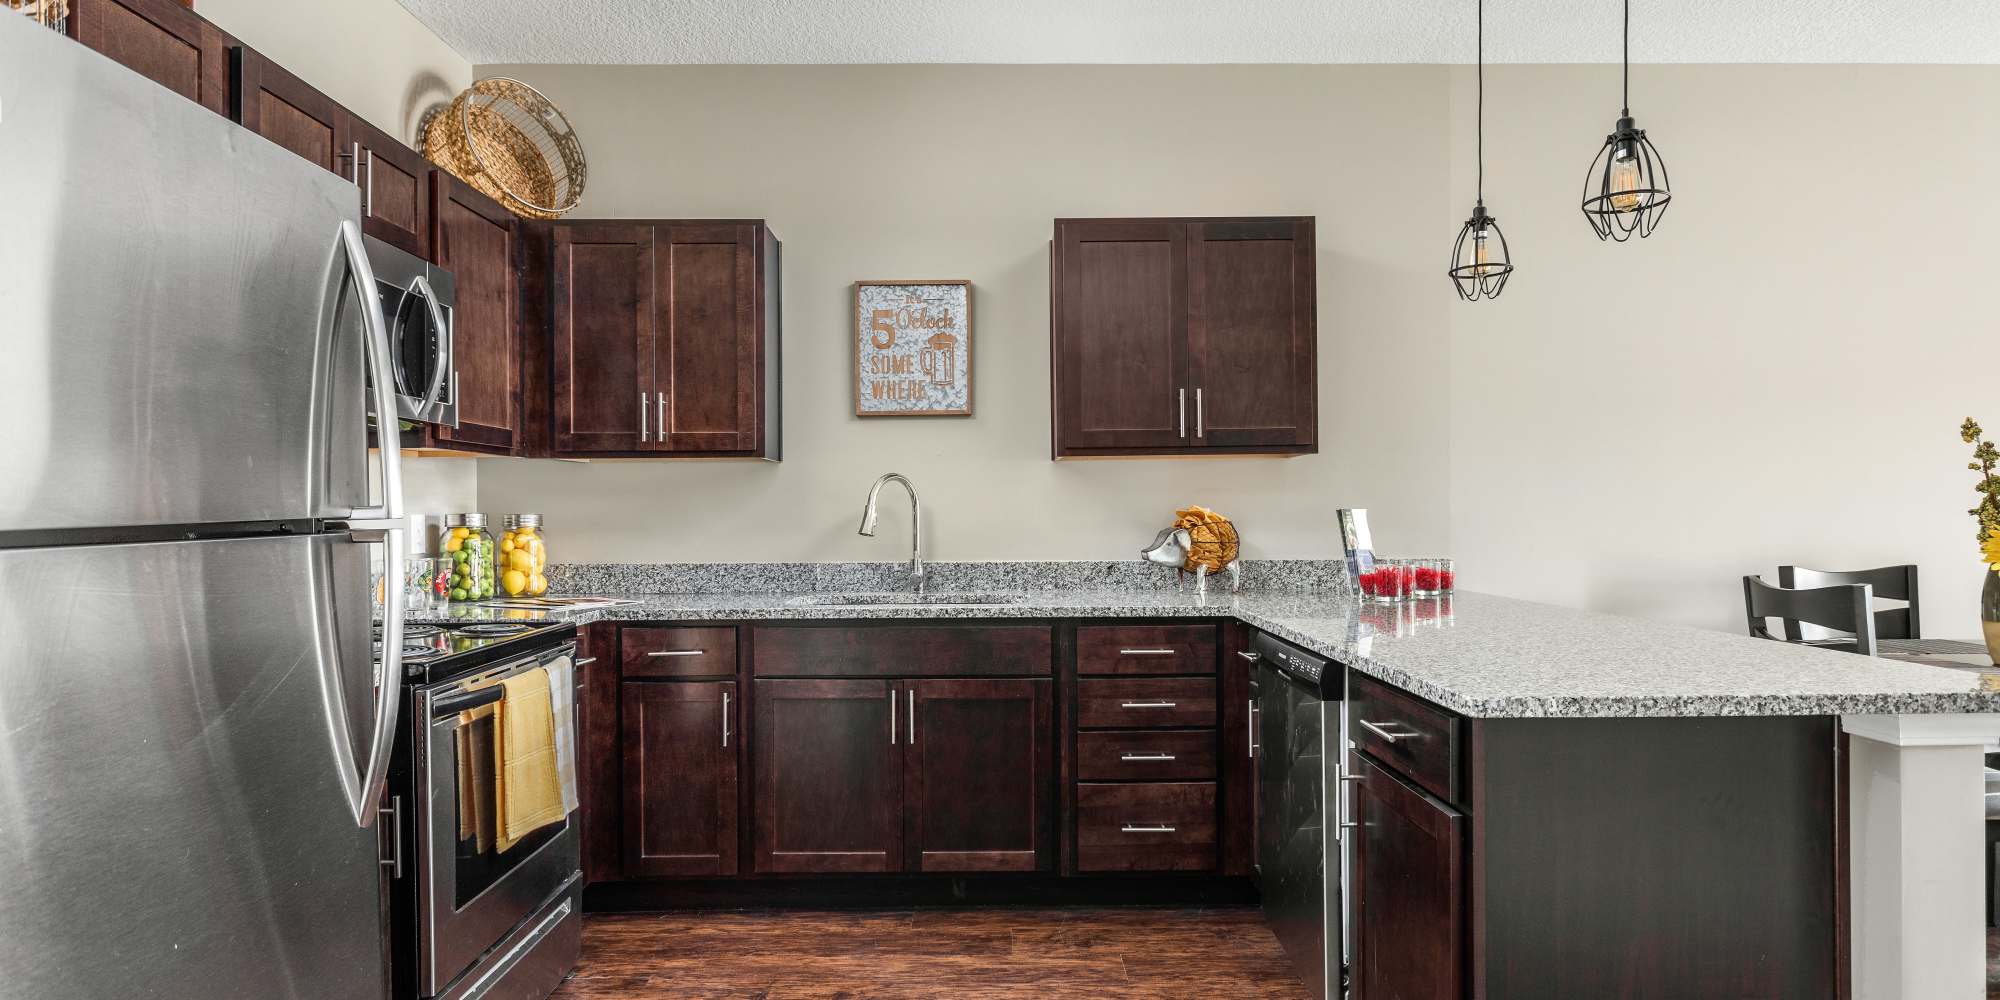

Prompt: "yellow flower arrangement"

[1983,527,2000,571]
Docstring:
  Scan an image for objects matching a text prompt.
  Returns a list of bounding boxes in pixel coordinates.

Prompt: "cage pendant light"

[1581,0,1671,240]
[1450,0,1513,301]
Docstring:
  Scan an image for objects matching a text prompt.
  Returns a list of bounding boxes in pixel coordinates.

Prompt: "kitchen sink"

[788,592,1027,607]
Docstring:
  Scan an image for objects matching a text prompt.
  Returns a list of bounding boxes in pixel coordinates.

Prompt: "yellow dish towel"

[492,668,564,852]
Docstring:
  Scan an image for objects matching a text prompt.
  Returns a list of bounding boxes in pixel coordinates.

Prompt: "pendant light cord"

[1476,0,1484,205]
[1621,0,1630,115]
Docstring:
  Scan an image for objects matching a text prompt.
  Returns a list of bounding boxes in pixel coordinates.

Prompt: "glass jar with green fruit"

[442,513,496,603]
[499,513,550,597]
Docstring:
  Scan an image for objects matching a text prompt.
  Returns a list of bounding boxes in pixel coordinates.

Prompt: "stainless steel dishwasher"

[1250,631,1345,998]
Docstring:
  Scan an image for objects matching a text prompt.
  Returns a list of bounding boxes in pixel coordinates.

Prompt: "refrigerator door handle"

[318,524,406,828]
[335,219,404,524]
[409,273,452,415]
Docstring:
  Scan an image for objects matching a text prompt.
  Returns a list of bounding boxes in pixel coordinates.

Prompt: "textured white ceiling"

[394,0,2000,65]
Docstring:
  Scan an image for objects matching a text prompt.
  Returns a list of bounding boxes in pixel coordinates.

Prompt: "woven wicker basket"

[7,0,68,27]
[422,78,586,220]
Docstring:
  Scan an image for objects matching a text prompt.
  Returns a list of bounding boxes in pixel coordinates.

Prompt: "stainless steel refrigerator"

[0,15,408,999]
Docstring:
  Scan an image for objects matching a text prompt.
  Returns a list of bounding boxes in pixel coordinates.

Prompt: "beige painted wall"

[1448,65,2000,635]
[459,60,1996,637]
[200,0,479,510]
[474,64,1454,566]
[198,0,470,144]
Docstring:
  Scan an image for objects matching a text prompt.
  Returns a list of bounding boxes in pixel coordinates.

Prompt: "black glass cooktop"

[372,618,574,682]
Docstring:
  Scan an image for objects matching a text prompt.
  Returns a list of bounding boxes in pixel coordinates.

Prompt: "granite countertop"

[406,582,2000,720]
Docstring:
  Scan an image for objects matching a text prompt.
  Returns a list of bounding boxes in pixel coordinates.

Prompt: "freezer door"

[0,534,393,999]
[0,14,385,532]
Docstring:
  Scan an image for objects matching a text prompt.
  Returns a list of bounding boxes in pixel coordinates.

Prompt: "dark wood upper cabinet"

[551,220,780,460]
[429,174,519,454]
[69,0,228,116]
[1053,221,1188,452]
[1051,217,1316,459]
[552,223,652,455]
[1350,750,1464,1000]
[1187,219,1316,449]
[903,678,1053,873]
[346,114,431,259]
[230,46,342,174]
[753,679,901,874]
[622,681,739,878]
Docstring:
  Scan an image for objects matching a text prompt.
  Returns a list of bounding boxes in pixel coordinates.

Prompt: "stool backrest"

[1743,575,1877,656]
[1779,564,1920,640]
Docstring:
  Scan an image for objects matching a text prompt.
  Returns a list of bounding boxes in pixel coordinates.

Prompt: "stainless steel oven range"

[364,234,458,428]
[385,618,582,1000]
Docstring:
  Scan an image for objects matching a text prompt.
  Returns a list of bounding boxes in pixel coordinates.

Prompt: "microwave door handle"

[334,220,404,523]
[408,274,451,413]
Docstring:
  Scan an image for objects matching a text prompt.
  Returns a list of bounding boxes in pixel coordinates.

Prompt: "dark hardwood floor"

[552,906,1314,998]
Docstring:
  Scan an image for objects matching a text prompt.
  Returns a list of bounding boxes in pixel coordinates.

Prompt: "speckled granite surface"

[545,559,1348,596]
[407,580,2000,720]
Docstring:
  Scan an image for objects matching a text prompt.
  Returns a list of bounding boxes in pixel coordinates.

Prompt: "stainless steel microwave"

[364,234,457,428]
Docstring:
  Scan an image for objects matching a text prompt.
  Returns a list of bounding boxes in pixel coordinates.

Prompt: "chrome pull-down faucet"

[858,473,923,593]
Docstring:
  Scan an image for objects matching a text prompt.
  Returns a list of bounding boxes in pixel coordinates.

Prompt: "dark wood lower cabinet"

[753,679,901,874]
[622,681,739,877]
[1351,751,1464,1000]
[904,678,1053,873]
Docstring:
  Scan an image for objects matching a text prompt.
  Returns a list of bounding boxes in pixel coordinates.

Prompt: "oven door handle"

[432,684,504,719]
[408,273,452,414]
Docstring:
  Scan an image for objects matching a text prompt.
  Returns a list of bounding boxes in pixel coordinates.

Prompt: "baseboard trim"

[584,875,1259,912]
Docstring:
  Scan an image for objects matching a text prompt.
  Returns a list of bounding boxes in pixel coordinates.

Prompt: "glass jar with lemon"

[442,513,496,603]
[499,513,550,597]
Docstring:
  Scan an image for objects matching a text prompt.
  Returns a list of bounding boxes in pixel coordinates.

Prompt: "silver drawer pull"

[1119,648,1177,656]
[647,649,705,658]
[1236,650,1261,662]
[1120,753,1177,762]
[1358,719,1418,742]
[1120,701,1178,709]
[573,657,598,667]
[1122,824,1177,834]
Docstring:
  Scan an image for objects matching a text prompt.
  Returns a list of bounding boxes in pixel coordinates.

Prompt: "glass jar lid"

[503,513,543,529]
[446,512,487,528]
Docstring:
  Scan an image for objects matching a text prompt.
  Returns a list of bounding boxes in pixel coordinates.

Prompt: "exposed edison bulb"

[1469,229,1494,276]
[1608,143,1644,212]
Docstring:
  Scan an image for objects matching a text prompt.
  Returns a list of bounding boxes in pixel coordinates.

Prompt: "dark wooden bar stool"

[1779,564,1920,640]
[1742,576,1878,656]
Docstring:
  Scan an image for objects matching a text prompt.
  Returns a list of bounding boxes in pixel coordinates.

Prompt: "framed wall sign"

[853,280,972,416]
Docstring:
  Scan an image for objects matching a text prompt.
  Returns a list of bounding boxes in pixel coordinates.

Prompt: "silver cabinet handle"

[1339,822,1360,830]
[1195,387,1204,438]
[1358,719,1418,743]
[646,649,705,658]
[573,657,598,667]
[1237,650,1261,662]
[657,391,666,441]
[722,690,731,747]
[908,688,916,744]
[379,795,402,878]
[888,688,897,745]
[1177,388,1186,438]
[1120,701,1178,709]
[362,146,375,217]
[1119,648,1176,656]
[1120,753,1177,762]
[1122,824,1177,834]
[639,391,648,441]
[1247,699,1258,758]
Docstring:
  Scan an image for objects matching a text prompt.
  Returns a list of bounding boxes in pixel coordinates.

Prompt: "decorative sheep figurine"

[1141,505,1243,596]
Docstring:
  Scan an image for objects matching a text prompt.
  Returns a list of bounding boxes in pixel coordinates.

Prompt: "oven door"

[415,644,578,998]
[364,235,457,428]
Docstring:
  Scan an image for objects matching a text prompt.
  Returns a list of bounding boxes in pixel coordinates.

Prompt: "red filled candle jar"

[1359,559,1415,603]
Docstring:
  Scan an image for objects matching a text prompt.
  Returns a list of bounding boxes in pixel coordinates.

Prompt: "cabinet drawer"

[1076,731,1217,781]
[752,625,1053,677]
[1076,678,1216,729]
[1076,625,1216,675]
[1075,782,1217,872]
[622,627,737,678]
[1350,673,1462,804]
